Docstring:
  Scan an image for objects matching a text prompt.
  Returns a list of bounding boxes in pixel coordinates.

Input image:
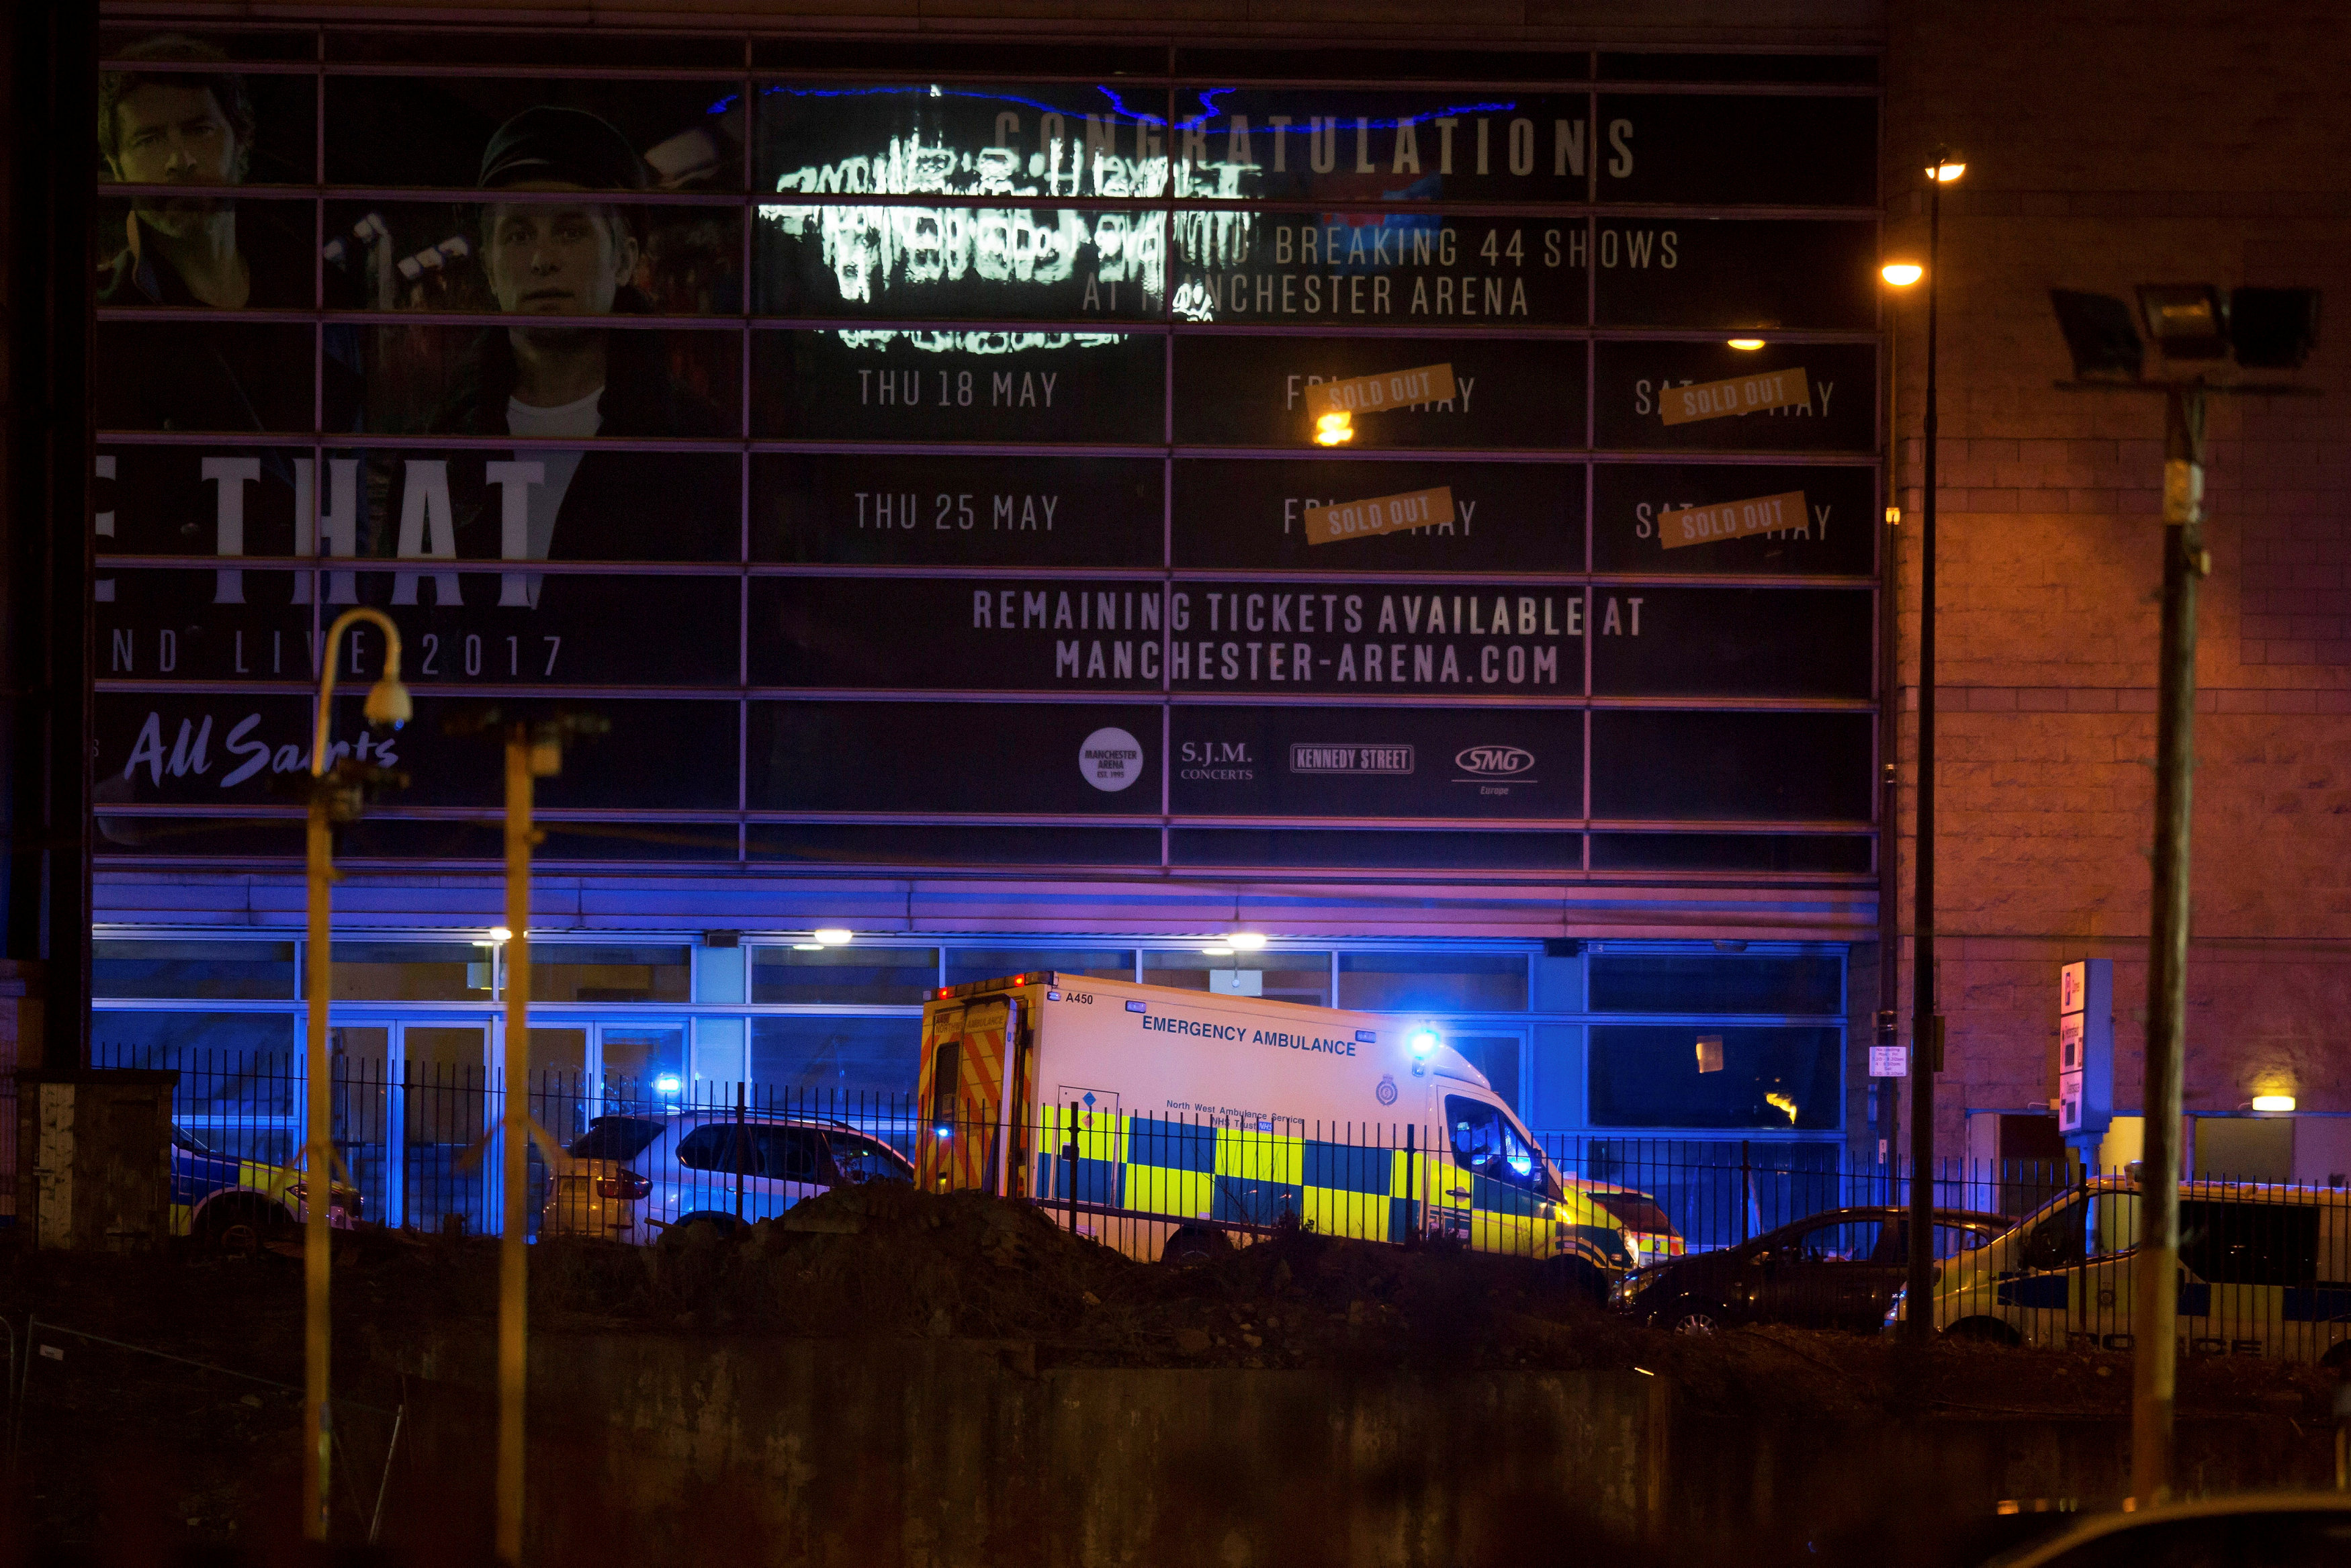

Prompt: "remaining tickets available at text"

[1658,366,1809,426]
[1304,363,1458,420]
[1656,490,1808,551]
[1305,486,1456,545]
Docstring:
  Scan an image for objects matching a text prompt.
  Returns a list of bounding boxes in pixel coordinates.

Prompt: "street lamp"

[2048,278,2319,1504]
[302,606,408,1543]
[1903,148,1963,1347]
[1875,256,1923,1203]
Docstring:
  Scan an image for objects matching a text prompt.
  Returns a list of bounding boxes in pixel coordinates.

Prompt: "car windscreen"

[1592,1193,1676,1234]
[568,1116,665,1161]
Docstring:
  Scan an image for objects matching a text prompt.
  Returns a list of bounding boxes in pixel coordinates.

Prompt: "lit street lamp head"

[1881,262,1924,287]
[1926,150,1965,183]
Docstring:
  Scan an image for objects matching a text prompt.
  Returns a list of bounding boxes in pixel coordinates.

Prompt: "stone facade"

[1884,0,2351,1150]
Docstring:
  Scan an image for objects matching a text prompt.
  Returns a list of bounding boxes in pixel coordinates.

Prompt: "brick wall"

[1886,1,2351,1152]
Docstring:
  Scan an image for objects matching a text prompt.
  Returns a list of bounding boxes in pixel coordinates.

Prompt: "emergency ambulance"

[916,970,1636,1289]
[1886,1174,2351,1365]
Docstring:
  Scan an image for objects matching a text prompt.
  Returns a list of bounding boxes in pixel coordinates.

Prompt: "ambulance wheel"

[1944,1316,2020,1345]
[198,1194,292,1255]
[1161,1226,1231,1266]
[1671,1311,1721,1338]
[1544,1257,1607,1303]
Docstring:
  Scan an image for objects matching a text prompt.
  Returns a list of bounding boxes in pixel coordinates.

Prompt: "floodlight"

[2250,1094,2296,1113]
[1726,338,1765,351]
[2137,284,2230,360]
[2226,287,2321,369]
[811,927,853,945]
[2049,290,2144,381]
[488,926,513,942]
[1880,262,1923,287]
[1225,931,1268,950]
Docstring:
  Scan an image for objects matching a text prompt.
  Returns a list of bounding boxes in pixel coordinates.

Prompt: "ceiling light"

[1200,946,1235,957]
[1225,931,1268,950]
[2049,289,2145,381]
[793,943,824,952]
[811,927,853,946]
[2137,283,2230,360]
[487,926,512,942]
[2251,1094,2296,1113]
[1726,338,1765,351]
[1880,262,1923,287]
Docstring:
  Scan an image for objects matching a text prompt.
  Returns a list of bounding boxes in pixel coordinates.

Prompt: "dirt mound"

[530,1187,1632,1369]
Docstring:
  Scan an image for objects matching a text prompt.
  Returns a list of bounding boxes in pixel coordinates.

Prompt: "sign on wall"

[90,37,1880,874]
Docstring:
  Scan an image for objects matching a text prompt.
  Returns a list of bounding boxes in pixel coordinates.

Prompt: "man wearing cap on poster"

[426,104,732,577]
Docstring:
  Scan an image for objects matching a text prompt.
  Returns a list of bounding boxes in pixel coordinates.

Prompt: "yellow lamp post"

[304,606,410,1543]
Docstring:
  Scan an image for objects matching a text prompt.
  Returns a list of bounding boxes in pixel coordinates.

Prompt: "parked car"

[171,1125,361,1250]
[1572,1181,1685,1267]
[541,1110,915,1243]
[1890,1175,2351,1365]
[1974,1491,2351,1567]
[1611,1205,2006,1335]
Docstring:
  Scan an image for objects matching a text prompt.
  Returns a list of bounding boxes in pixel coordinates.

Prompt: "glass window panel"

[599,1025,687,1108]
[91,1011,299,1165]
[93,939,294,999]
[752,948,939,1005]
[1589,953,1843,1015]
[96,322,324,434]
[529,944,689,1003]
[755,81,1171,199]
[1142,952,1332,1009]
[355,324,740,439]
[324,75,744,190]
[528,1027,590,1141]
[97,48,318,185]
[748,1015,923,1096]
[1447,1035,1522,1114]
[1337,952,1527,1012]
[332,941,495,1001]
[943,948,1133,987]
[324,200,742,314]
[757,204,1165,320]
[1587,1025,1840,1131]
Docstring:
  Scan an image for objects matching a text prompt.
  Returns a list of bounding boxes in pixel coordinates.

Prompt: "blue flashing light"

[935,1125,952,1140]
[1409,1029,1440,1059]
[654,1073,682,1096]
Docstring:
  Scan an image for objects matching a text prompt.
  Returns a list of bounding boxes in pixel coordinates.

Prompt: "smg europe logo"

[1453,745,1536,796]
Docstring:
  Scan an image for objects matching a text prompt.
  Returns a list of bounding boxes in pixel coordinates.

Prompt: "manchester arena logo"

[1453,745,1535,776]
[1079,727,1145,792]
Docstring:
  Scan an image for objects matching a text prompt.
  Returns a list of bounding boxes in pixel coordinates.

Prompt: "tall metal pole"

[302,604,404,1542]
[1878,299,1902,1204]
[2131,385,2205,1505]
[1903,170,1943,1343]
[498,725,535,1565]
[302,794,333,1541]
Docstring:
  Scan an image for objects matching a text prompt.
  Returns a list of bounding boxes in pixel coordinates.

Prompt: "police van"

[916,970,1635,1289]
[1887,1174,2351,1365]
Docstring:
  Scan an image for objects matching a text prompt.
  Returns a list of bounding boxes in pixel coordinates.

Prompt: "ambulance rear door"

[914,993,1031,1195]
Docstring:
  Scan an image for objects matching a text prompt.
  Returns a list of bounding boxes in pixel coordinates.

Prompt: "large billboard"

[91,34,1879,878]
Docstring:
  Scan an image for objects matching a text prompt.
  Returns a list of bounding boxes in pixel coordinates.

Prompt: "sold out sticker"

[1656,490,1808,551]
[1304,486,1457,546]
[1658,366,1810,426]
[1302,363,1459,420]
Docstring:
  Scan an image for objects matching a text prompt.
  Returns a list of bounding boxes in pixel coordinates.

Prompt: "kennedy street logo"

[1289,744,1414,775]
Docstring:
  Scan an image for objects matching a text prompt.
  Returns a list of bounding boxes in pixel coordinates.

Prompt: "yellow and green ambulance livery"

[916,972,1634,1286]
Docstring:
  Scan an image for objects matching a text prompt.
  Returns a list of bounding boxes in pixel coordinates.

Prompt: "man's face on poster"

[485,194,640,320]
[108,82,245,236]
